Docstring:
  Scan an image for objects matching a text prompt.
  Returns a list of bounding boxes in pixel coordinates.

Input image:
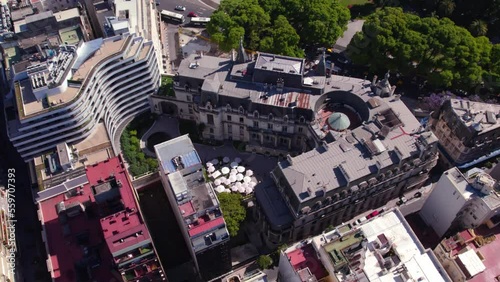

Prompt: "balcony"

[122,260,164,281]
[115,244,154,265]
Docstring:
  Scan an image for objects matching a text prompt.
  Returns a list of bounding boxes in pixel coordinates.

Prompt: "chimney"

[372,75,378,87]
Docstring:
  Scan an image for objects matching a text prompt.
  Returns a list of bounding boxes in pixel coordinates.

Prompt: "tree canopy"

[346,7,498,89]
[207,0,350,56]
[217,192,246,237]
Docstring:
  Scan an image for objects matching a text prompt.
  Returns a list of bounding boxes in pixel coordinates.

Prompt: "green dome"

[328,112,350,131]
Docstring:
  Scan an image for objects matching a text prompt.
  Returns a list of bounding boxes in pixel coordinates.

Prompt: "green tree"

[469,20,488,37]
[260,16,304,57]
[346,8,494,89]
[217,192,246,237]
[256,255,273,270]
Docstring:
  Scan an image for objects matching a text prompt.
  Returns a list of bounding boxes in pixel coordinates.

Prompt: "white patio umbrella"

[211,170,221,179]
[224,179,232,185]
[219,176,227,183]
[238,186,246,193]
[248,181,256,188]
[229,175,237,183]
[245,187,253,194]
[224,189,231,193]
[243,176,251,183]
[216,185,225,193]
[230,162,239,168]
[230,169,238,175]
[221,167,230,175]
[206,162,214,167]
[211,159,219,165]
[234,157,242,163]
[214,179,222,186]
[223,157,230,163]
[236,173,244,181]
[245,170,253,177]
[231,186,239,192]
[237,166,245,173]
[207,166,216,173]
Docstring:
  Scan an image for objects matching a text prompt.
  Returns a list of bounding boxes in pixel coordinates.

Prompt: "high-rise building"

[278,208,452,282]
[36,156,166,282]
[4,34,159,161]
[420,167,500,237]
[155,135,232,281]
[429,99,500,169]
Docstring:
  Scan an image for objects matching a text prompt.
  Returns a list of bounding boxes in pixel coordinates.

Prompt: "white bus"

[161,10,185,23]
[190,17,210,26]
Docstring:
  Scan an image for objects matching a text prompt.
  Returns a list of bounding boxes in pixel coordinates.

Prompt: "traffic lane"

[157,0,215,18]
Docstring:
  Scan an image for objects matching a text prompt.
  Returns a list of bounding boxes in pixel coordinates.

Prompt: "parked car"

[187,11,198,17]
[175,5,186,11]
[366,210,379,219]
[355,216,367,225]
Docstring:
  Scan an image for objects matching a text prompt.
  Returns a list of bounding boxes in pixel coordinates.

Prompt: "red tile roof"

[39,157,150,282]
[286,244,328,281]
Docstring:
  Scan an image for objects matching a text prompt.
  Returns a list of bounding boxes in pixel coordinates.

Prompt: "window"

[252,133,259,140]
[269,114,273,121]
[209,128,214,133]
[298,127,303,133]
[299,116,306,123]
[284,115,289,123]
[187,95,191,102]
[228,125,232,133]
[280,138,287,145]
[268,123,273,130]
[239,106,244,114]
[188,109,193,114]
[227,115,232,122]
[226,104,231,111]
[207,114,214,125]
[282,126,287,132]
[239,117,244,123]
[253,111,259,118]
[253,121,259,128]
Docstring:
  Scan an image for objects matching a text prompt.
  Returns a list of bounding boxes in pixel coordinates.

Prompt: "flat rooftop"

[358,210,451,282]
[38,157,151,281]
[286,243,328,281]
[15,36,128,119]
[450,98,500,134]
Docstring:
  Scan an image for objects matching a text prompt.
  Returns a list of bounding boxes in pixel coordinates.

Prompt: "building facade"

[151,48,439,248]
[429,99,500,168]
[420,167,500,237]
[278,208,452,282]
[4,34,159,161]
[155,135,231,281]
[36,156,166,282]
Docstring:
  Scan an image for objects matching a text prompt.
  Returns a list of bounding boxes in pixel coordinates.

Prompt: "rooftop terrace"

[38,157,151,281]
[449,99,500,134]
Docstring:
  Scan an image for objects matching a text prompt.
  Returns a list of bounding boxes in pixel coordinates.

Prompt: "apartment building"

[36,156,166,282]
[420,167,500,237]
[155,135,232,281]
[278,208,452,282]
[429,99,500,168]
[4,33,159,161]
[434,228,500,282]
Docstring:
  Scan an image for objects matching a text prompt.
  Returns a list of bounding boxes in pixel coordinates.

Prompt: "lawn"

[339,0,370,6]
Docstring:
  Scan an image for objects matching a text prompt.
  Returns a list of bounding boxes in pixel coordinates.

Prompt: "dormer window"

[239,106,244,114]
[226,104,232,112]
[299,116,305,123]
[283,115,289,123]
[206,101,212,110]
[253,111,259,119]
[269,114,273,121]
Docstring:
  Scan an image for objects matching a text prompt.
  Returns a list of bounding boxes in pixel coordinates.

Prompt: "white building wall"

[420,171,468,237]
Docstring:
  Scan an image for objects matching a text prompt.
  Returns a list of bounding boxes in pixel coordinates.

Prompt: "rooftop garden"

[121,112,159,177]
[158,75,175,97]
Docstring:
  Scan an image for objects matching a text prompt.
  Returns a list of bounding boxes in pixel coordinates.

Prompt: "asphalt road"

[156,0,216,19]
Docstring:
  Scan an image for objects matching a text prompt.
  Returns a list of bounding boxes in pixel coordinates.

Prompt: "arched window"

[253,111,259,118]
[226,104,232,112]
[239,106,244,114]
[283,115,289,123]
[268,113,273,121]
[299,116,305,123]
